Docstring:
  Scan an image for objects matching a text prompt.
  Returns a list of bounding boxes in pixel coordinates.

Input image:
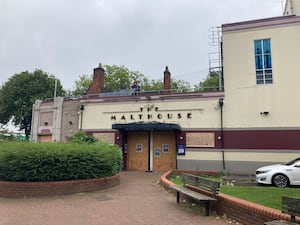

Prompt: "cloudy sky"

[0,0,284,90]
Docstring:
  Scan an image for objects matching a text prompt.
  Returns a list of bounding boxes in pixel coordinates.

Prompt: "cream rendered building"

[220,0,300,172]
[31,0,300,174]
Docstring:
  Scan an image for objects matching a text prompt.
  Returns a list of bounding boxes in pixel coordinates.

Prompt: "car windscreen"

[285,158,300,166]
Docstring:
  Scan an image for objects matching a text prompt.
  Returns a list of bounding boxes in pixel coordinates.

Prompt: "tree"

[72,74,92,97]
[142,79,190,92]
[71,65,147,96]
[71,64,191,96]
[194,72,220,91]
[0,69,65,138]
[104,65,146,91]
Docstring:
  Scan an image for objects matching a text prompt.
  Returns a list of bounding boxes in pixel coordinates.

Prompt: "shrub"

[69,131,99,144]
[0,142,122,182]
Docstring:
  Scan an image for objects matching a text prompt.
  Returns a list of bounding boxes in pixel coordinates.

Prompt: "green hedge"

[0,142,122,182]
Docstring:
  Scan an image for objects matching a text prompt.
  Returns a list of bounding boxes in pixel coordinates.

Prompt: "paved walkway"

[0,172,229,225]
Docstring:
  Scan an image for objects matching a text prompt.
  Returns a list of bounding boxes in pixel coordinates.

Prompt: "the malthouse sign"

[110,104,192,122]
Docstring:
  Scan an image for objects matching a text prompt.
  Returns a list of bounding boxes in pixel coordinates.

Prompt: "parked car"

[256,158,300,187]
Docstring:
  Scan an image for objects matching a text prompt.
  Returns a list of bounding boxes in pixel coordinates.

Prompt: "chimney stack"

[164,66,171,93]
[86,63,105,95]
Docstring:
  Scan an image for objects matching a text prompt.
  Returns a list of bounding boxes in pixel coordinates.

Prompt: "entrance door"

[126,131,177,172]
[127,131,149,171]
[152,131,176,172]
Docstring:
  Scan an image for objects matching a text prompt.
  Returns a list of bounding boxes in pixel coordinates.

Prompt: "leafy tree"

[71,65,147,96]
[194,72,220,91]
[170,79,191,92]
[0,69,65,138]
[104,65,146,91]
[71,64,191,96]
[72,74,92,97]
[142,79,190,92]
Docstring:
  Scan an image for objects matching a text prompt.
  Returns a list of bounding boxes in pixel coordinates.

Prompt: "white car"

[256,158,300,187]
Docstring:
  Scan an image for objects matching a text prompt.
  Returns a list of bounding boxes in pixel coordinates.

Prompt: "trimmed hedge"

[0,142,122,182]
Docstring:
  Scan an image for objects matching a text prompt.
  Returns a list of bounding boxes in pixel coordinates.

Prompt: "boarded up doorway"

[126,131,176,172]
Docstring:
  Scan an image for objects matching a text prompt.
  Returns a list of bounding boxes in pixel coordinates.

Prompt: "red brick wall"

[0,173,120,198]
[161,170,299,224]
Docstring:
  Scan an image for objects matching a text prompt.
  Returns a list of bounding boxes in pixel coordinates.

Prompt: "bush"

[0,142,122,182]
[69,131,99,144]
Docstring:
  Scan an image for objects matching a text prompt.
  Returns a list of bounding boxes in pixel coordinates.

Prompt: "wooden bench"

[170,173,220,216]
[264,196,300,225]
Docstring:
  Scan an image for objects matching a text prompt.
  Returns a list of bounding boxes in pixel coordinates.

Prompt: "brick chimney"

[163,66,171,93]
[86,64,105,95]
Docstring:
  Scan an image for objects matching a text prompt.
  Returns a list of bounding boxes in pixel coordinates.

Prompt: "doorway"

[126,131,176,172]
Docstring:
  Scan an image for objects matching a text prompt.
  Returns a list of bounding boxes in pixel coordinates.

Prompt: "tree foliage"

[194,72,220,91]
[71,65,147,96]
[69,131,99,144]
[142,79,190,92]
[104,64,146,91]
[72,74,92,97]
[0,69,64,137]
[71,64,191,96]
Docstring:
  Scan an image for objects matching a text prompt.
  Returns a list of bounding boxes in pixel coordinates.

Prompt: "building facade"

[31,1,300,174]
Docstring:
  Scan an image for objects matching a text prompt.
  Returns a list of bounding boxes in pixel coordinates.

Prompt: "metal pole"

[219,98,225,170]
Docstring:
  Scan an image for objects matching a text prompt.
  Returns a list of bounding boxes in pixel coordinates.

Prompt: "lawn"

[220,185,300,210]
[169,173,300,210]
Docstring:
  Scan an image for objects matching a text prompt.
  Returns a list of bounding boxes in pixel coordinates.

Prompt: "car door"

[291,162,300,185]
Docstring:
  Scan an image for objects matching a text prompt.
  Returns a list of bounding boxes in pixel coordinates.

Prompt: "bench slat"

[170,185,216,201]
[170,173,220,216]
[182,173,220,195]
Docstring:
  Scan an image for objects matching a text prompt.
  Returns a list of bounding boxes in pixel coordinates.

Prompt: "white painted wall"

[222,19,300,128]
[81,97,222,130]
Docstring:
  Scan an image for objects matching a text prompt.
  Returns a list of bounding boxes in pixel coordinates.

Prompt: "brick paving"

[0,171,229,225]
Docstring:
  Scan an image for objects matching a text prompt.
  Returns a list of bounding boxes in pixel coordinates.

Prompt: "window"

[254,39,273,84]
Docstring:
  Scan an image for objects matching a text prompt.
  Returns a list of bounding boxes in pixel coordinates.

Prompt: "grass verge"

[169,173,300,210]
[220,185,300,210]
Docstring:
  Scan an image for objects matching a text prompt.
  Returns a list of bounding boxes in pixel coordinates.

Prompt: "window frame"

[254,38,273,85]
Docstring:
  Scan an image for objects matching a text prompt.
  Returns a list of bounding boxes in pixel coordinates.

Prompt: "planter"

[0,173,120,198]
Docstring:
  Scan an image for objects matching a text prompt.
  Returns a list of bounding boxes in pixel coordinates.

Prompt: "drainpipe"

[219,98,225,170]
[146,131,152,172]
[79,105,84,131]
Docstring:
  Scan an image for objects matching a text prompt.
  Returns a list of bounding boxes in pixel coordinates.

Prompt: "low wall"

[0,173,120,198]
[161,170,299,225]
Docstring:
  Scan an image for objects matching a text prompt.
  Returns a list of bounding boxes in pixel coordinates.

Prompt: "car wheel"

[272,174,289,188]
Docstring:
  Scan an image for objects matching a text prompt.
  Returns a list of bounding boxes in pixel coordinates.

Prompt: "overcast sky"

[0,0,284,90]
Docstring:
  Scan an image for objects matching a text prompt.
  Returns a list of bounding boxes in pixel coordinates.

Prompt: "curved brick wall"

[161,170,299,225]
[0,173,120,198]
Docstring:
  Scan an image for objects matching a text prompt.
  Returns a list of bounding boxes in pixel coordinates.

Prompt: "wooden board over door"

[127,131,149,171]
[152,131,176,172]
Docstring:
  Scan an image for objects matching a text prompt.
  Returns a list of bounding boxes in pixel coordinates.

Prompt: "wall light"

[260,111,269,116]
